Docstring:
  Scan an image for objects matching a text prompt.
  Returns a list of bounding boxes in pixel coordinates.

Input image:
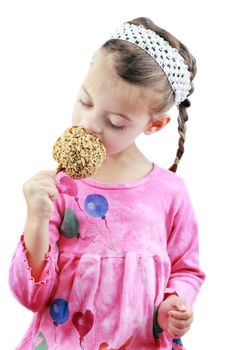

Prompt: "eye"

[106,119,125,131]
[78,99,92,107]
[79,98,125,131]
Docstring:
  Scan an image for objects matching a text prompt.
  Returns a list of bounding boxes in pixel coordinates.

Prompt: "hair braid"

[169,104,189,172]
[169,41,197,173]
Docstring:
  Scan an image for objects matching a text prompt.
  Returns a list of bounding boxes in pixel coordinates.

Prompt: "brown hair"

[102,17,197,172]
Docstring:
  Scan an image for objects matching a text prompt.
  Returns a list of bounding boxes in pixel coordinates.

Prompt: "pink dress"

[9,163,205,350]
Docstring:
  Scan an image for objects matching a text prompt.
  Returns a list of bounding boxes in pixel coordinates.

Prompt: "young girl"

[9,17,205,350]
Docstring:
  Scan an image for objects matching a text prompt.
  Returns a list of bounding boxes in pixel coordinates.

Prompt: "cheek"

[71,101,82,124]
[103,132,136,155]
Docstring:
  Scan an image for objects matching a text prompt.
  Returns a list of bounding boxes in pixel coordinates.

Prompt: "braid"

[168,41,197,173]
[169,103,189,173]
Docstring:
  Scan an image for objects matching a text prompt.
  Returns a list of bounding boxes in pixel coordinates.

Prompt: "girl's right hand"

[23,170,58,220]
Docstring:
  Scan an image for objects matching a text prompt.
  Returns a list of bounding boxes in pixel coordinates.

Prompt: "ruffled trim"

[20,234,53,285]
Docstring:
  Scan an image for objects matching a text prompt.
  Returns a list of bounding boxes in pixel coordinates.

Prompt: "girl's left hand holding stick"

[157,294,193,338]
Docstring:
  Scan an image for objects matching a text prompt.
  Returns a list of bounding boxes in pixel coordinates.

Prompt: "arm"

[8,171,61,312]
[165,182,205,305]
[155,180,205,339]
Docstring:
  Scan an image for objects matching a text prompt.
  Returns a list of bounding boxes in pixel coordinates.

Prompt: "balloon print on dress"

[56,175,84,213]
[72,309,94,349]
[56,175,78,197]
[49,298,70,326]
[98,335,133,350]
[60,207,81,239]
[34,331,48,350]
[84,193,112,245]
[84,194,108,219]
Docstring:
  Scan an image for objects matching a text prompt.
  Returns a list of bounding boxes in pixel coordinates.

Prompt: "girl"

[9,17,205,350]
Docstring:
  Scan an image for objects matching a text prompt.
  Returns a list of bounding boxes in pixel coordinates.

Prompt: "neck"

[90,143,151,182]
[102,143,141,167]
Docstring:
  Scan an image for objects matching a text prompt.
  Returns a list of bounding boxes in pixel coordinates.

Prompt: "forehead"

[83,49,152,114]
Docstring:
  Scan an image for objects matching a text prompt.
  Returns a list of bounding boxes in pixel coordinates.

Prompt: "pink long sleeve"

[165,183,205,305]
[9,196,63,312]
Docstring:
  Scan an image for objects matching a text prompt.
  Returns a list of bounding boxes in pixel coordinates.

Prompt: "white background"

[1,0,232,349]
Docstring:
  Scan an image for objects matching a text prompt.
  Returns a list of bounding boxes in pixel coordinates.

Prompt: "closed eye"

[78,99,125,132]
[105,119,125,131]
[78,98,91,107]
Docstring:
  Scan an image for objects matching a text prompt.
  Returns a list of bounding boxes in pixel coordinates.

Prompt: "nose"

[73,115,102,136]
[84,123,102,136]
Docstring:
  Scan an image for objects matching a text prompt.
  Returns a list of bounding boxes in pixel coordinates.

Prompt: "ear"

[144,114,171,135]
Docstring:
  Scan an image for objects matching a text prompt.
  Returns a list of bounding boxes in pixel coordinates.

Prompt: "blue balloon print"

[84,194,108,219]
[49,298,70,326]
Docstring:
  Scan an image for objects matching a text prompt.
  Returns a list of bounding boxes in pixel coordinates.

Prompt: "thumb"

[174,298,187,312]
[178,304,187,312]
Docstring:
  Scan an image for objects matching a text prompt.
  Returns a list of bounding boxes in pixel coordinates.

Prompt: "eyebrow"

[82,86,133,122]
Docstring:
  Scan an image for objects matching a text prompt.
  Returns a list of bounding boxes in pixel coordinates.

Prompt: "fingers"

[32,171,57,194]
[45,186,58,201]
[168,323,190,338]
[23,171,58,202]
[168,309,192,320]
[169,314,193,329]
[167,301,193,338]
[33,170,56,181]
[34,179,57,189]
[167,310,193,338]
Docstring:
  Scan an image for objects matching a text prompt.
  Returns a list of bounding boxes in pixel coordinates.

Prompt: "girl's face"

[72,50,155,156]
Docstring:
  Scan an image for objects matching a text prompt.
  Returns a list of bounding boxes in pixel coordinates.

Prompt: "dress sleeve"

[8,197,62,312]
[164,181,206,305]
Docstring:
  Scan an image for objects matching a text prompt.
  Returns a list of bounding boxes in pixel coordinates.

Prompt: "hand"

[157,294,193,338]
[23,170,58,220]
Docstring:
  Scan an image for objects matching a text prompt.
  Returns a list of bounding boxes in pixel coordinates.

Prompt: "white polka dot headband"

[109,22,192,105]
